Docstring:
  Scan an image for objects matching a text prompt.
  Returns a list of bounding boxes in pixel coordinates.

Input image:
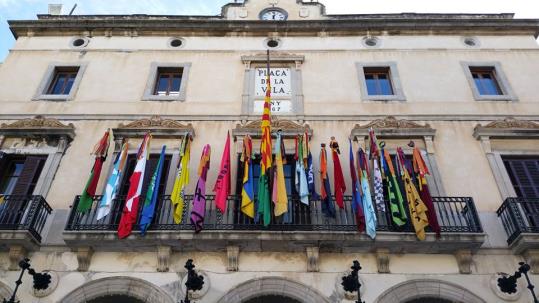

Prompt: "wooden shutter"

[11,156,47,196]
[503,158,539,198]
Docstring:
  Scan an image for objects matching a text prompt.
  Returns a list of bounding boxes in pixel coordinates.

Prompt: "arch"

[374,279,487,303]
[217,277,331,303]
[60,276,175,303]
[0,281,15,301]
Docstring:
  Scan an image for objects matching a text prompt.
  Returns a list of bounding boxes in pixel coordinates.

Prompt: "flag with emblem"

[241,135,255,219]
[358,148,377,239]
[171,135,191,224]
[191,144,211,233]
[381,143,407,227]
[140,145,166,236]
[97,139,128,220]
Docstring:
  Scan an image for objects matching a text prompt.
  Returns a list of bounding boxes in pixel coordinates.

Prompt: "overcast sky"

[1,0,538,61]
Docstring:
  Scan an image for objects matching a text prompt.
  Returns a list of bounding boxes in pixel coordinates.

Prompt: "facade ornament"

[8,245,27,271]
[227,246,240,272]
[117,115,192,130]
[306,246,320,272]
[157,245,171,272]
[0,115,74,129]
[232,117,312,138]
[33,270,59,298]
[473,117,539,140]
[113,115,195,139]
[376,249,390,274]
[476,117,539,130]
[76,246,94,272]
[455,249,473,274]
[0,115,75,141]
[354,116,431,130]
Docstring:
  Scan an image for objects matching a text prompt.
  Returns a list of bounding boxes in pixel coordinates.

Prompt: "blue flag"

[140,145,166,236]
[358,148,377,239]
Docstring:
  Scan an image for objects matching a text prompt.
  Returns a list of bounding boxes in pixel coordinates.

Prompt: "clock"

[259,8,288,21]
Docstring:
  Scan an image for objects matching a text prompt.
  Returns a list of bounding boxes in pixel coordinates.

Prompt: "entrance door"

[244,295,302,303]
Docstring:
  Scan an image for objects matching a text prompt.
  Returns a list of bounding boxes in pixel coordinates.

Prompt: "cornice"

[112,115,195,139]
[351,116,436,139]
[232,117,312,139]
[0,115,75,140]
[473,117,539,139]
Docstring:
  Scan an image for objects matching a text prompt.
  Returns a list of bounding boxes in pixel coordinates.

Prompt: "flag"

[349,140,365,232]
[241,135,255,218]
[213,132,231,214]
[191,144,211,233]
[358,148,377,239]
[97,140,128,220]
[78,130,111,213]
[171,135,191,224]
[295,135,309,205]
[381,145,408,227]
[140,145,166,236]
[397,147,429,240]
[118,133,151,239]
[320,144,336,218]
[257,50,273,227]
[330,138,346,209]
[412,145,441,236]
[369,129,386,212]
[273,131,288,217]
[305,133,319,200]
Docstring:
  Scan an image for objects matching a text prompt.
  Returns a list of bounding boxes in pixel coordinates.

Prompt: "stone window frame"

[473,118,539,199]
[350,117,445,196]
[355,62,406,102]
[241,54,305,118]
[142,62,191,102]
[33,62,88,102]
[461,61,518,102]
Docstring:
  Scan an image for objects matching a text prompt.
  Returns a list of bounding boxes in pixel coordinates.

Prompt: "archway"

[87,295,145,303]
[374,279,486,303]
[244,295,302,303]
[60,276,175,303]
[0,281,14,301]
[217,277,331,303]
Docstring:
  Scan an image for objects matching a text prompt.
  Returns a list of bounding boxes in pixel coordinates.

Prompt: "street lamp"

[3,258,51,303]
[180,259,204,303]
[498,262,538,303]
[341,260,365,303]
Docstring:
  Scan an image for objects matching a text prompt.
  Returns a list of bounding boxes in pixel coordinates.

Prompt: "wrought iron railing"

[0,195,53,242]
[66,195,482,234]
[497,197,539,244]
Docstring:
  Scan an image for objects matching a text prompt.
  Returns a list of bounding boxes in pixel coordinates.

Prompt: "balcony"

[497,197,539,254]
[64,195,484,254]
[0,195,52,251]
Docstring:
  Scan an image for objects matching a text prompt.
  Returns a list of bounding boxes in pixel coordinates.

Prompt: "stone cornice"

[112,115,195,139]
[232,117,312,139]
[0,115,75,140]
[9,16,539,38]
[351,116,436,139]
[473,117,539,139]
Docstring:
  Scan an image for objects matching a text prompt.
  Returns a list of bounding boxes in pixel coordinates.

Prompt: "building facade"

[0,0,539,302]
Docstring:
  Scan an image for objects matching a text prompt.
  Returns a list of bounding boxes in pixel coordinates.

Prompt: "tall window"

[364,67,394,95]
[469,67,503,95]
[0,155,47,196]
[47,67,80,95]
[153,68,183,96]
[503,156,539,198]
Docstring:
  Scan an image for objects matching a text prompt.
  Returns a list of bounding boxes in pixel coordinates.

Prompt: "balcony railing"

[66,195,482,234]
[0,195,53,242]
[497,197,539,245]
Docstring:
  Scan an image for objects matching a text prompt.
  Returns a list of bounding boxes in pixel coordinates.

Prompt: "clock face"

[261,10,287,21]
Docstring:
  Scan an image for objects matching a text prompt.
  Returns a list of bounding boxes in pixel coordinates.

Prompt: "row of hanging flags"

[75,51,440,240]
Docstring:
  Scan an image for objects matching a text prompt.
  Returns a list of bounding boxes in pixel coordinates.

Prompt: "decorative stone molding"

[376,248,390,273]
[33,270,59,298]
[8,245,27,271]
[157,246,171,272]
[227,246,239,272]
[473,117,539,139]
[356,116,432,130]
[113,115,195,139]
[241,53,305,69]
[0,115,75,141]
[489,273,523,301]
[334,271,365,301]
[455,249,473,274]
[306,246,319,272]
[524,249,539,274]
[232,117,312,139]
[0,283,14,302]
[351,116,435,142]
[76,246,94,272]
[181,271,210,300]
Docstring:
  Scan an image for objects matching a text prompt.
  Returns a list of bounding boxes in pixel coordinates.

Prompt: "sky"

[1,0,539,61]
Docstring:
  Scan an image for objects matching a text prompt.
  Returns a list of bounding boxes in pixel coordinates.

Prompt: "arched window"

[244,295,302,303]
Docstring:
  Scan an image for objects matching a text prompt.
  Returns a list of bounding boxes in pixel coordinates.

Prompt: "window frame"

[461,61,517,101]
[33,62,87,101]
[356,62,406,101]
[143,62,191,102]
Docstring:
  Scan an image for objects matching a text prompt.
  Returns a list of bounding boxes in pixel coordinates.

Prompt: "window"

[0,155,47,196]
[461,62,517,101]
[502,156,539,198]
[47,67,79,95]
[143,62,191,101]
[364,67,394,95]
[356,62,406,101]
[470,67,503,96]
[34,62,87,101]
[153,68,182,96]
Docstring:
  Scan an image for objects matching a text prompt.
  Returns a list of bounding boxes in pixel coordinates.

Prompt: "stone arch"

[59,276,175,303]
[217,277,331,303]
[374,279,487,303]
[0,281,14,301]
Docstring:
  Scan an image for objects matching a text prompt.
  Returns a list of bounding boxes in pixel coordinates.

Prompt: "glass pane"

[171,75,181,92]
[379,78,394,95]
[474,78,487,95]
[480,78,502,95]
[156,74,169,95]
[63,74,76,94]
[0,162,24,195]
[50,74,67,95]
[365,78,378,95]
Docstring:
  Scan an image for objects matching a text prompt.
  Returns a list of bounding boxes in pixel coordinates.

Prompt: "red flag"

[118,133,151,239]
[213,132,231,213]
[330,137,346,209]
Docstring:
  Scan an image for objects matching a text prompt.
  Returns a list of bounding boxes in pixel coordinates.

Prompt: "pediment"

[233,117,311,138]
[0,115,75,140]
[473,117,539,139]
[113,116,195,139]
[351,116,435,139]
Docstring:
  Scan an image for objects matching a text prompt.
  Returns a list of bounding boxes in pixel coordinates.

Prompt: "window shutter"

[503,158,539,198]
[11,156,47,196]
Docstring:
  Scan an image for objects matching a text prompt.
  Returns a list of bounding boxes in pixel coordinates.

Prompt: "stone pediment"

[113,116,195,139]
[232,117,311,138]
[0,115,75,140]
[241,53,305,67]
[473,117,539,139]
[351,116,435,139]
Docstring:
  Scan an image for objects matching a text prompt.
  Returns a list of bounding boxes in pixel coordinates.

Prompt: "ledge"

[0,230,42,252]
[509,233,539,255]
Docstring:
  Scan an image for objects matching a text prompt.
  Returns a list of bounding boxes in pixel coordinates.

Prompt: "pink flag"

[213,132,231,213]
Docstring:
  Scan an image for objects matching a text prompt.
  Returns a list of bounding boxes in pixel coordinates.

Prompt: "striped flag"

[241,135,255,218]
[381,145,408,227]
[171,135,191,224]
[118,133,151,239]
[140,145,166,236]
[97,139,129,220]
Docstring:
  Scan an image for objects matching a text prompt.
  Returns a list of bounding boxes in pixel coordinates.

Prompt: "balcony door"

[503,156,539,227]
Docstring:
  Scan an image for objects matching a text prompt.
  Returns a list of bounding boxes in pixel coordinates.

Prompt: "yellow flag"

[241,136,255,218]
[273,133,288,217]
[171,136,191,224]
[402,161,429,240]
